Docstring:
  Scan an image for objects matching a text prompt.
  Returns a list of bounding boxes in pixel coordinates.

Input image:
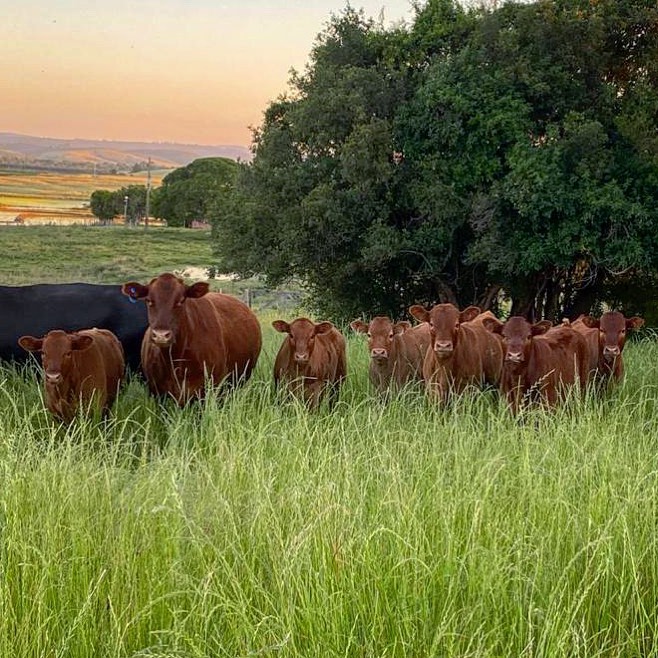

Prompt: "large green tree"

[213,0,658,322]
[89,190,118,224]
[153,157,238,228]
[89,186,147,225]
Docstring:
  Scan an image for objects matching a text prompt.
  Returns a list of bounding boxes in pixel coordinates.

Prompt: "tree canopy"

[152,157,239,228]
[89,185,147,225]
[212,0,658,322]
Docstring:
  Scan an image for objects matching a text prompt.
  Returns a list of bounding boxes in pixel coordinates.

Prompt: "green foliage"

[1,330,658,655]
[213,0,658,322]
[89,185,148,225]
[89,189,118,224]
[153,157,238,228]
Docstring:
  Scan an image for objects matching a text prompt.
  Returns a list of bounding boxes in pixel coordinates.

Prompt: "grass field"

[1,229,658,656]
[0,170,167,225]
[0,224,212,285]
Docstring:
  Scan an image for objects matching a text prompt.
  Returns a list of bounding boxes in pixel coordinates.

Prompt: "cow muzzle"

[151,329,173,347]
[294,353,309,364]
[603,346,620,361]
[434,341,453,357]
[45,371,63,384]
[505,351,524,364]
[370,348,388,360]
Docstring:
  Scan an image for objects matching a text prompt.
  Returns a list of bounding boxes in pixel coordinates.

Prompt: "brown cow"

[408,304,503,403]
[272,317,346,409]
[18,328,125,423]
[122,273,262,405]
[572,311,644,385]
[483,316,588,413]
[350,317,430,393]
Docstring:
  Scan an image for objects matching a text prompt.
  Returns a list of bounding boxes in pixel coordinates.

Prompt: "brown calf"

[272,317,346,409]
[350,317,430,393]
[408,304,503,403]
[19,328,125,422]
[122,273,262,405]
[483,316,588,413]
[572,311,644,385]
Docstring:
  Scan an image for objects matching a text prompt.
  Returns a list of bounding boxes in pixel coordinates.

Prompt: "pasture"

[0,169,166,226]
[1,229,658,656]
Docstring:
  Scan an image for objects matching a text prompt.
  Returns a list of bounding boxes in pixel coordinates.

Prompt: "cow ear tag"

[127,286,138,304]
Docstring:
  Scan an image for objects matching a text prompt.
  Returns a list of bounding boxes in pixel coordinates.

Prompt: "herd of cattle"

[0,274,645,422]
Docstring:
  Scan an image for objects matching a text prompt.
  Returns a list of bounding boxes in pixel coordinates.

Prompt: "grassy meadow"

[0,170,166,226]
[1,227,658,656]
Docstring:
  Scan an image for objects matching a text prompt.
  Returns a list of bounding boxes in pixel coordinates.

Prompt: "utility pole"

[145,157,151,230]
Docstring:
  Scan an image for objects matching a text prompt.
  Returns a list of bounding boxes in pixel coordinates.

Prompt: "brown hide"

[486,317,588,414]
[408,304,503,403]
[575,311,644,385]
[350,317,430,392]
[122,273,262,405]
[570,316,600,382]
[273,317,347,409]
[19,328,125,423]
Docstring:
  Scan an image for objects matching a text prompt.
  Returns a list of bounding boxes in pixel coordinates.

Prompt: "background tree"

[212,0,658,322]
[116,185,147,225]
[153,157,238,228]
[89,190,118,225]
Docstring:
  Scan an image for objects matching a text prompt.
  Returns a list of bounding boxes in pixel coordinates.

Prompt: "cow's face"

[350,317,410,364]
[19,330,92,384]
[273,318,333,365]
[122,273,209,348]
[596,312,644,363]
[410,304,479,360]
[497,317,551,366]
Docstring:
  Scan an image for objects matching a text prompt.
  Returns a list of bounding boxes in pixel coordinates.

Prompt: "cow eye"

[388,333,394,339]
[620,329,626,335]
[175,298,185,307]
[146,299,154,307]
[367,333,371,338]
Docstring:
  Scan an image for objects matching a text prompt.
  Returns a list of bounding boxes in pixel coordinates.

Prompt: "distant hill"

[0,132,252,173]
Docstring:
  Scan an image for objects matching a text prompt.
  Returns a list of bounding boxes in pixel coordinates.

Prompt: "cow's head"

[350,317,411,363]
[122,273,209,348]
[273,318,333,365]
[581,311,644,363]
[19,330,93,385]
[409,303,479,359]
[483,316,551,366]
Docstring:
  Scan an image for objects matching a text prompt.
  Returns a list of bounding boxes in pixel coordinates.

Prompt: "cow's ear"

[122,282,148,299]
[460,306,481,323]
[393,321,411,334]
[482,317,503,334]
[580,315,599,329]
[18,335,43,352]
[627,316,644,330]
[272,320,290,334]
[71,335,94,351]
[314,322,334,336]
[350,320,368,334]
[409,305,429,323]
[531,320,552,336]
[185,282,210,299]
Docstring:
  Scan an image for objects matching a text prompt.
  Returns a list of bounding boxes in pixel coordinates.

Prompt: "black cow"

[0,283,148,371]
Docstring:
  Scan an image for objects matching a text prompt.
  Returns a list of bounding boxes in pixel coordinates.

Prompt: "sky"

[3,0,415,148]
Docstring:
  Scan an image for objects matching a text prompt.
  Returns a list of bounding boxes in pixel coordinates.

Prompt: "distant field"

[0,169,168,225]
[0,225,213,285]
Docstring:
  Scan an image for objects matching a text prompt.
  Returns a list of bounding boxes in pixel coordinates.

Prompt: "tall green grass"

[0,328,657,657]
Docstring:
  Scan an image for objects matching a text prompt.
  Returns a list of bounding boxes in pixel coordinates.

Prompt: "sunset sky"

[3,1,414,148]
